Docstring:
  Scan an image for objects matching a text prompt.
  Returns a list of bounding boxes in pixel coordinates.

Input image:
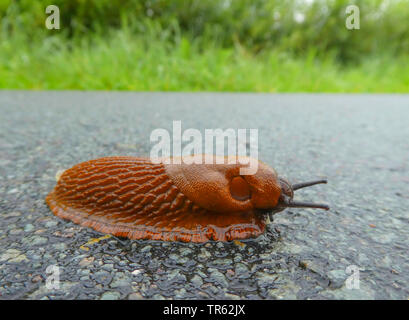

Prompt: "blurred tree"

[1,0,408,64]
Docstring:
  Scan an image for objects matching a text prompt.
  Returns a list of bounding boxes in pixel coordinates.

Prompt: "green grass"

[1,31,408,92]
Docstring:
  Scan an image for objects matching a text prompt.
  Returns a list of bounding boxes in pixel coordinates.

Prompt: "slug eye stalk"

[292,179,327,191]
[278,196,330,210]
[277,179,329,210]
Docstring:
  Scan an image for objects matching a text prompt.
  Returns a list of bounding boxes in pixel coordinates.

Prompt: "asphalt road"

[0,91,408,299]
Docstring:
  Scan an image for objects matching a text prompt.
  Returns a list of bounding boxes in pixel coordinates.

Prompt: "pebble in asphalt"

[0,92,408,299]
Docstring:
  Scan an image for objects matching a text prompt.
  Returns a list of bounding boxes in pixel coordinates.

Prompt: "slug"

[45,155,329,242]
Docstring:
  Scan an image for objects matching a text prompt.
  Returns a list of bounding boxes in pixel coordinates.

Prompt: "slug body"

[46,155,328,242]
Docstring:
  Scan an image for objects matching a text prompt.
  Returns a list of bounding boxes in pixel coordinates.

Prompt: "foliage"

[0,0,408,91]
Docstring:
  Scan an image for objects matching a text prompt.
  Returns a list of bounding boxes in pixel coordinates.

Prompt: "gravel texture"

[0,91,408,300]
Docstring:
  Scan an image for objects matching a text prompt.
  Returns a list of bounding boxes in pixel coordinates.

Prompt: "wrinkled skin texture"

[45,156,282,242]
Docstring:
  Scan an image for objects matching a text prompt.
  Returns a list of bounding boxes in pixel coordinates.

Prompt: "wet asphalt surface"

[0,91,408,300]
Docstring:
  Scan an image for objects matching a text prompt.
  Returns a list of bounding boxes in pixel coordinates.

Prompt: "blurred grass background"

[0,0,408,91]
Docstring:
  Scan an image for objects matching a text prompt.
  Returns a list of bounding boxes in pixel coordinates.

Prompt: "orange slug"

[45,155,329,242]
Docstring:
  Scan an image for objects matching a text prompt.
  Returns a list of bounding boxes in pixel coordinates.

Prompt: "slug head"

[164,155,329,215]
[165,156,282,213]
